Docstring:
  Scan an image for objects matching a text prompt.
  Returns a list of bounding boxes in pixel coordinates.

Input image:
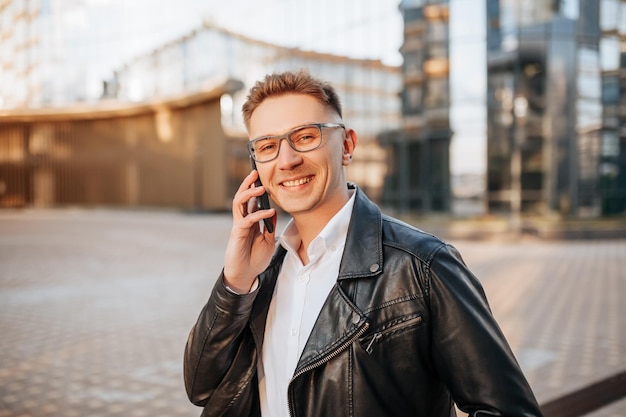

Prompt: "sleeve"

[427,244,543,417]
[183,270,260,414]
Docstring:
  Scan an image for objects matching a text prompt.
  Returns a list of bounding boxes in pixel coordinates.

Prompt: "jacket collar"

[337,184,384,280]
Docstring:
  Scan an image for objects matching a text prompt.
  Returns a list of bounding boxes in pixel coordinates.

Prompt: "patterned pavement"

[0,209,624,417]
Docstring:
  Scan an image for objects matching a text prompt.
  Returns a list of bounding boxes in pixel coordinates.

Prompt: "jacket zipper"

[364,315,423,355]
[365,332,383,354]
[287,321,370,417]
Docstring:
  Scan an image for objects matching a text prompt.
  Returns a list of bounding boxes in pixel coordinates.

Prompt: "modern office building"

[379,1,454,213]
[384,0,625,218]
[487,0,626,217]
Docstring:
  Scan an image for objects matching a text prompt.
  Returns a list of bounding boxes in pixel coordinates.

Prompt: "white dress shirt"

[258,191,356,417]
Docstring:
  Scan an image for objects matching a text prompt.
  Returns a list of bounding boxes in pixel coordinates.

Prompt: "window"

[601,131,619,157]
[602,76,619,104]
[600,36,620,70]
[600,0,620,31]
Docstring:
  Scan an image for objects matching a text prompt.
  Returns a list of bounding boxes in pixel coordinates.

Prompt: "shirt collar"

[279,190,356,261]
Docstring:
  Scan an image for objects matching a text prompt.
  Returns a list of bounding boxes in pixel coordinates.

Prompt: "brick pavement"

[451,239,626,416]
[0,209,624,417]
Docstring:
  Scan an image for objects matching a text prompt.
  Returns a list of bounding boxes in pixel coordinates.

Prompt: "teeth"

[282,177,311,187]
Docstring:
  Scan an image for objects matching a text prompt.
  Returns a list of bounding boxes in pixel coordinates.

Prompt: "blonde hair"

[242,69,343,129]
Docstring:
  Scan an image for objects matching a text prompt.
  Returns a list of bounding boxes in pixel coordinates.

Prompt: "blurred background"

[1,1,626,416]
[1,0,624,226]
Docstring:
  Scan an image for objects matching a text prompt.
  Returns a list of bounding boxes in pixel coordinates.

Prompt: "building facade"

[109,24,402,201]
[0,13,402,209]
[384,0,625,218]
[379,1,454,213]
[0,82,244,210]
[487,0,626,217]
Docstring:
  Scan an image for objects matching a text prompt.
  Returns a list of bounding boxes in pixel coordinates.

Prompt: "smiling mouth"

[281,176,313,188]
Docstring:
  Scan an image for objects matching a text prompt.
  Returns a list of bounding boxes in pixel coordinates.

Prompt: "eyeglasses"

[247,122,345,163]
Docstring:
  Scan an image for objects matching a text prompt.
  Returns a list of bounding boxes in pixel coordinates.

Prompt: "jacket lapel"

[337,187,384,281]
[294,283,369,374]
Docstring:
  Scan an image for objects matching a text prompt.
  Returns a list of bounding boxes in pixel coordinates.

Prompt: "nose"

[275,138,303,170]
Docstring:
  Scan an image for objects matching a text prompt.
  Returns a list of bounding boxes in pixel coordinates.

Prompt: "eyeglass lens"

[251,125,322,162]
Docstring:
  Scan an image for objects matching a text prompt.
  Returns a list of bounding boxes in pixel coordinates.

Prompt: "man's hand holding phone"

[222,165,276,293]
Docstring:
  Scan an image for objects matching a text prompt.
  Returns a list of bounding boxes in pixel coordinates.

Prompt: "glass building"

[384,0,625,218]
[380,1,454,213]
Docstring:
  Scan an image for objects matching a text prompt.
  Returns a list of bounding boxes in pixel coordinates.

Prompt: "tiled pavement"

[0,209,624,417]
[451,239,626,416]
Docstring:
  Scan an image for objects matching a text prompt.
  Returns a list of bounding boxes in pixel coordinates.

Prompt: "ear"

[342,129,358,166]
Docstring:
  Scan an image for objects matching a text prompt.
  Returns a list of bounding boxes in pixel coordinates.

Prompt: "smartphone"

[250,157,274,233]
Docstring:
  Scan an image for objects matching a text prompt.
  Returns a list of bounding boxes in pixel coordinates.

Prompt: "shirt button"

[369,263,379,272]
[329,245,336,251]
[291,328,298,336]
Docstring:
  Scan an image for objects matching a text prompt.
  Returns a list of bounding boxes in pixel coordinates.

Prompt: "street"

[1,209,624,417]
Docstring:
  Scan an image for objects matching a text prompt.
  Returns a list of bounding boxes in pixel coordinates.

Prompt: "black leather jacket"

[184,186,542,417]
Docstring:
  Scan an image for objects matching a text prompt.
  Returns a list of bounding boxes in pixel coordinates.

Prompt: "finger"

[233,208,275,237]
[233,185,266,217]
[254,208,277,235]
[232,173,265,218]
[232,171,259,209]
[247,195,256,216]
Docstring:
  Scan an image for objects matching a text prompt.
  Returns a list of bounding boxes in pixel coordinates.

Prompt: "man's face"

[248,93,356,218]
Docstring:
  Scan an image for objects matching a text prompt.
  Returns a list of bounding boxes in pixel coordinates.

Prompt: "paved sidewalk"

[0,209,624,417]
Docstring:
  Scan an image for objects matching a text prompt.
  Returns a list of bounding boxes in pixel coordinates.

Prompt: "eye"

[254,138,278,154]
[291,127,320,146]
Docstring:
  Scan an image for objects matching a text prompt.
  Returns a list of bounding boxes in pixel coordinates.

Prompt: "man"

[184,70,542,417]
